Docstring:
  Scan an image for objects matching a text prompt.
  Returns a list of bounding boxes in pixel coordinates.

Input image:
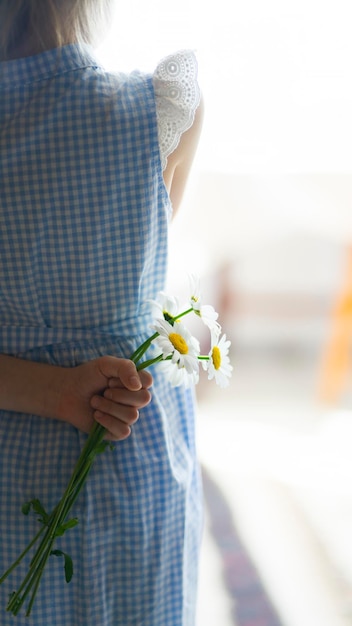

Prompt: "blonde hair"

[0,0,113,60]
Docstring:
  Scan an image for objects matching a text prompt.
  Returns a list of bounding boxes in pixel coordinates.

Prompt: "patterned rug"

[201,466,283,626]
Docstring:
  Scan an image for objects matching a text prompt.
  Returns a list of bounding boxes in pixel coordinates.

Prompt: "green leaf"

[94,441,110,455]
[31,499,49,523]
[50,549,74,583]
[21,502,31,516]
[21,498,49,524]
[55,517,79,537]
[87,441,110,460]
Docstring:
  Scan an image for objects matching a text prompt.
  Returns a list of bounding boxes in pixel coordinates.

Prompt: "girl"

[0,1,204,624]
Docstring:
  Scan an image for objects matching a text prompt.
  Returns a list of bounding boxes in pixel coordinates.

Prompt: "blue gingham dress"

[0,45,202,625]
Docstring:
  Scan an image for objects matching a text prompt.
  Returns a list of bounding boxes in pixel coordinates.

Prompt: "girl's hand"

[57,356,152,440]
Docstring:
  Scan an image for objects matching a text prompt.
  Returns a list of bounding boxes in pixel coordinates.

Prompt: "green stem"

[129,332,158,363]
[7,426,105,615]
[0,524,46,586]
[172,308,193,321]
[24,464,97,618]
[8,537,55,616]
[24,556,50,617]
[136,354,164,370]
[7,458,97,616]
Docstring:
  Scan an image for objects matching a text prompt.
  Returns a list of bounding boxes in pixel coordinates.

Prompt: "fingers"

[135,369,153,388]
[92,387,151,420]
[97,356,147,391]
[93,410,137,441]
[90,385,152,441]
[108,368,153,391]
[90,356,154,441]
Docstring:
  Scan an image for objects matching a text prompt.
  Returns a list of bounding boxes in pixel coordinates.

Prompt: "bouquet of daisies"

[0,276,232,616]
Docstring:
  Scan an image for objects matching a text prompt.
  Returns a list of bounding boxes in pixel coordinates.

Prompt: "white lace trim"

[153,50,201,171]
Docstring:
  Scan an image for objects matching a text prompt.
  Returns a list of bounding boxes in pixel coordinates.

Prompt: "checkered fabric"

[0,45,203,625]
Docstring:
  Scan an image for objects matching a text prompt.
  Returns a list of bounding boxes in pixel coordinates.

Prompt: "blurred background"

[98,2,352,624]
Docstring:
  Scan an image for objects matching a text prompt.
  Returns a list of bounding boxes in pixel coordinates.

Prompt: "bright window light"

[98,0,352,173]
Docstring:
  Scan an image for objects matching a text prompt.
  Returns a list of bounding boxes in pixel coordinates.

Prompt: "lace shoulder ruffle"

[153,50,201,171]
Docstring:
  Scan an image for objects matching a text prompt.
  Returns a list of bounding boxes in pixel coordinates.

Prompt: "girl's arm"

[163,95,204,215]
[0,354,152,440]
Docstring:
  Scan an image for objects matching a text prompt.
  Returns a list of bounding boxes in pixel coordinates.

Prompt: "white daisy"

[188,274,202,311]
[189,274,221,334]
[152,318,200,375]
[204,331,233,388]
[149,291,180,322]
[158,359,200,388]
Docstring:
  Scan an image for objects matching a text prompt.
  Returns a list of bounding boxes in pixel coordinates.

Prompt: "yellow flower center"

[212,346,221,370]
[169,332,189,354]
